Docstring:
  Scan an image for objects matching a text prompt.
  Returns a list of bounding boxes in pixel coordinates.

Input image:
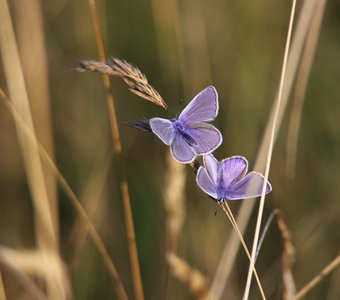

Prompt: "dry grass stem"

[167,253,209,300]
[0,260,47,300]
[326,256,340,300]
[87,1,144,299]
[0,246,71,299]
[293,255,340,300]
[0,0,57,254]
[286,0,327,178]
[0,271,6,300]
[255,210,280,261]
[243,0,297,298]
[276,213,296,299]
[77,58,167,110]
[0,1,64,298]
[220,203,266,300]
[14,0,58,244]
[209,0,320,297]
[163,151,186,299]
[0,88,128,300]
[164,151,186,252]
[69,152,112,270]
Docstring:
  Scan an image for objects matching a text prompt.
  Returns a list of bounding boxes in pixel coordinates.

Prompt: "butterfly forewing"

[179,86,218,123]
[150,118,175,145]
[221,156,248,188]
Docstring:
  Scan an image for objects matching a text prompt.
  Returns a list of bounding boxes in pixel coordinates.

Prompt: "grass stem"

[87,1,144,299]
[0,88,129,300]
[221,203,266,300]
[293,255,340,300]
[242,0,297,298]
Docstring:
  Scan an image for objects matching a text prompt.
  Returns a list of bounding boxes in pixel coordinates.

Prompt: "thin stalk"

[221,203,266,300]
[255,209,281,261]
[242,0,297,298]
[0,2,62,298]
[286,0,327,178]
[210,0,320,298]
[0,259,47,300]
[0,89,129,300]
[87,1,144,299]
[293,255,340,300]
[0,0,57,254]
[0,272,6,300]
[276,212,296,299]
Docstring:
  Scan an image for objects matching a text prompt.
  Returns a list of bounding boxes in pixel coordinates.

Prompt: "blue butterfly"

[196,154,272,203]
[150,86,222,163]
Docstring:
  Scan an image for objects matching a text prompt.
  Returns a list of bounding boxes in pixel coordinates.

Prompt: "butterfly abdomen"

[173,120,198,147]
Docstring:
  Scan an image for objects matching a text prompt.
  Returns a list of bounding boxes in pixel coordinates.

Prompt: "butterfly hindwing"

[227,172,272,200]
[170,133,195,163]
[185,123,222,155]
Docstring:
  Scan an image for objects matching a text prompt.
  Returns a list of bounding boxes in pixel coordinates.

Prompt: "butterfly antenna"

[124,119,152,132]
[178,99,185,110]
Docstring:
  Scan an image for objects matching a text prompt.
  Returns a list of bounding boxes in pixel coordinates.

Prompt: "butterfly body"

[172,119,199,147]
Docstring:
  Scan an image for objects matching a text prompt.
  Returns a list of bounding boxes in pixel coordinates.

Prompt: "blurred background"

[0,0,339,299]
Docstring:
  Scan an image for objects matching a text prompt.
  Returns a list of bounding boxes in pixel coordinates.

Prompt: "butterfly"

[196,154,272,203]
[149,86,222,163]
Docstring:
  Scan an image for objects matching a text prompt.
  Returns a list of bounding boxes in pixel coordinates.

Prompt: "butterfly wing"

[150,118,175,145]
[179,86,219,123]
[185,123,222,155]
[220,156,248,188]
[170,134,195,163]
[196,166,218,200]
[203,154,219,185]
[227,172,272,200]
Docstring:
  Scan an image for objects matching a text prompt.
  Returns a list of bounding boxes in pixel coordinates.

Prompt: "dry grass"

[0,0,63,298]
[293,255,340,300]
[87,1,144,299]
[167,253,209,300]
[209,0,328,298]
[286,0,327,178]
[77,58,167,110]
[68,151,113,270]
[276,212,296,299]
[220,202,266,300]
[164,151,186,254]
[162,151,186,299]
[243,0,298,297]
[0,271,7,300]
[0,0,339,299]
[0,88,128,300]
